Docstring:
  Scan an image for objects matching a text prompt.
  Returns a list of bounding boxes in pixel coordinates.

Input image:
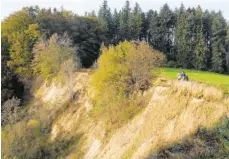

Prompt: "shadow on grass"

[147,115,229,159]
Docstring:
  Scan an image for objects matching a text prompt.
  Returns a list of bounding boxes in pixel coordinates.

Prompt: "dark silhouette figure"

[177,72,189,81]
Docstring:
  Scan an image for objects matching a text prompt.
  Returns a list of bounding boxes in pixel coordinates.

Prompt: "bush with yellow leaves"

[91,41,165,129]
[92,40,166,100]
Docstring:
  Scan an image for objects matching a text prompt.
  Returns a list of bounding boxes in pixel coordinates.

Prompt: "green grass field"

[160,68,229,88]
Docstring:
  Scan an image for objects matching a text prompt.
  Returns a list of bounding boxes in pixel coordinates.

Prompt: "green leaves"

[2,9,40,77]
[32,33,78,81]
[92,41,165,101]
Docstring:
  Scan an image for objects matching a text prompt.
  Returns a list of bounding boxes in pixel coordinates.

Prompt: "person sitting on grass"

[177,72,189,81]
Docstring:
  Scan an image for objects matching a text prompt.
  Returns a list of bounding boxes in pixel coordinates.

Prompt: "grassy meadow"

[160,68,229,88]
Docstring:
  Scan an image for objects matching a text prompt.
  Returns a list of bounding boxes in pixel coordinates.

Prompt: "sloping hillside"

[92,80,228,159]
[26,71,229,159]
[2,70,228,159]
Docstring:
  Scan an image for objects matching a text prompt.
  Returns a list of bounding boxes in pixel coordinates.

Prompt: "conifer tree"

[148,11,159,48]
[140,12,147,40]
[194,6,209,70]
[175,5,194,68]
[130,3,142,40]
[98,0,113,45]
[226,27,229,72]
[112,9,120,44]
[146,10,157,43]
[119,0,132,41]
[211,11,227,73]
[157,4,175,60]
[202,10,213,68]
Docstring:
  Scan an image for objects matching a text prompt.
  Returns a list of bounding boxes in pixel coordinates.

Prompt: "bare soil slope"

[34,72,229,159]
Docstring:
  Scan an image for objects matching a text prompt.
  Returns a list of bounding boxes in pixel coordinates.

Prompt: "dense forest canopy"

[1,0,229,105]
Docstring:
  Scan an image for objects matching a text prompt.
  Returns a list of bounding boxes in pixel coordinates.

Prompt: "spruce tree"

[146,10,157,43]
[148,4,175,61]
[203,10,213,69]
[119,0,131,41]
[175,5,195,68]
[98,0,113,45]
[148,11,159,48]
[113,9,120,44]
[130,3,142,40]
[157,3,175,60]
[226,27,229,73]
[140,12,147,41]
[211,11,227,73]
[194,6,209,70]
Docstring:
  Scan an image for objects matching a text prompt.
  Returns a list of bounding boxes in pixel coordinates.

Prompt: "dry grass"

[4,69,228,159]
[117,80,228,159]
[169,80,224,101]
[155,115,229,159]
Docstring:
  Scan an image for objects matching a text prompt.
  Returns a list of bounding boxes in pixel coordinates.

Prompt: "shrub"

[2,120,81,159]
[27,119,41,136]
[91,41,166,100]
[91,41,165,131]
[1,97,21,126]
[58,58,81,100]
[32,33,80,82]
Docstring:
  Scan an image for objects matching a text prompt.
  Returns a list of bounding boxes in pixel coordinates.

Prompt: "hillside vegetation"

[2,41,229,159]
[1,1,229,158]
[2,71,228,159]
[2,1,229,107]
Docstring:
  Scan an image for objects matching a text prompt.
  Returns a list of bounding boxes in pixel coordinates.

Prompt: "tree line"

[1,1,229,106]
[1,6,104,106]
[96,1,229,73]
